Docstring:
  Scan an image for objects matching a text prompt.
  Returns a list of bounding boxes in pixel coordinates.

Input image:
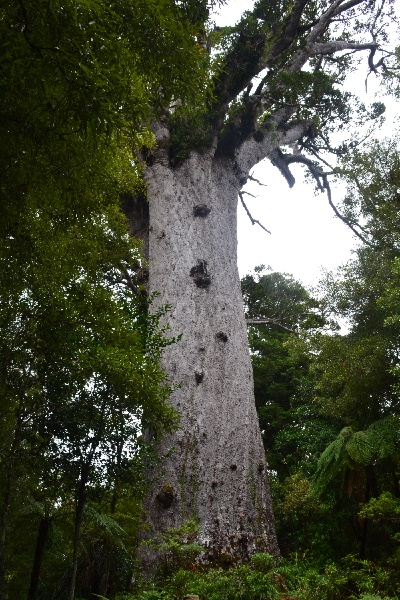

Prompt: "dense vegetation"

[3,131,400,599]
[1,0,400,598]
[127,137,400,599]
[0,0,207,598]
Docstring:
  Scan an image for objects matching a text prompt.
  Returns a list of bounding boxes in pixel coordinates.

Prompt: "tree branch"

[268,0,309,60]
[281,153,373,245]
[239,191,271,234]
[215,0,385,160]
[332,0,367,17]
[270,149,296,187]
[248,173,268,186]
[310,41,379,56]
[235,120,312,179]
[246,317,297,334]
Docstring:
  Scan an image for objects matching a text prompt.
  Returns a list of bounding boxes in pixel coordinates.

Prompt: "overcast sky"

[213,0,400,288]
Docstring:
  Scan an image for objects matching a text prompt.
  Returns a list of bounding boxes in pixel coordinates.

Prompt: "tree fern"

[84,506,127,549]
[366,417,400,461]
[346,431,374,466]
[313,427,353,492]
[314,417,400,494]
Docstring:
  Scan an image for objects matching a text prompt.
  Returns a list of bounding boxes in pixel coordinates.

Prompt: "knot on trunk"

[156,484,175,508]
[193,204,211,217]
[190,260,211,288]
[216,331,228,342]
[195,371,204,384]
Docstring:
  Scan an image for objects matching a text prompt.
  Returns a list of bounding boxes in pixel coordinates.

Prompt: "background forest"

[1,0,400,599]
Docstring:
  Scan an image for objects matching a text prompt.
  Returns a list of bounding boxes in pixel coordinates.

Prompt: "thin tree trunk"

[0,407,23,600]
[27,515,52,600]
[139,143,279,570]
[68,461,90,600]
[0,468,13,600]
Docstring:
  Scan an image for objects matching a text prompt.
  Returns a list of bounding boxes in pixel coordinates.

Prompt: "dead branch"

[270,148,296,187]
[242,190,257,199]
[239,191,271,234]
[248,172,268,186]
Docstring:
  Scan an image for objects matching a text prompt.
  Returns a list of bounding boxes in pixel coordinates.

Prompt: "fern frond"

[366,417,400,460]
[313,427,353,492]
[84,506,127,549]
[346,431,373,466]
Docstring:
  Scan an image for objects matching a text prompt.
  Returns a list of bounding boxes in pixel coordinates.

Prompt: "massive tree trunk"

[131,0,390,570]
[139,126,279,565]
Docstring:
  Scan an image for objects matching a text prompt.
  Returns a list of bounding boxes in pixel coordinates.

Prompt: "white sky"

[213,0,400,288]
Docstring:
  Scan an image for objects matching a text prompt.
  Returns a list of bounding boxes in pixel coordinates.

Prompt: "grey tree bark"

[131,0,391,569]
[138,115,313,565]
[139,130,280,564]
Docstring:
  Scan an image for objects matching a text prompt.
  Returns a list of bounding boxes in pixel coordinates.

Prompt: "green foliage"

[0,0,210,238]
[359,492,400,523]
[132,552,400,600]
[314,418,400,503]
[242,266,326,330]
[281,473,321,517]
[0,201,177,598]
[297,135,400,564]
[0,1,209,596]
[241,267,343,561]
[241,134,400,564]
[309,333,397,426]
[142,519,203,580]
[169,105,215,162]
[0,0,398,595]
[242,267,332,479]
[0,2,211,599]
[136,552,279,600]
[268,69,353,131]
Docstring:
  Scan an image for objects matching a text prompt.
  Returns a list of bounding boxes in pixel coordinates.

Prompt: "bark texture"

[138,127,279,567]
[132,0,389,568]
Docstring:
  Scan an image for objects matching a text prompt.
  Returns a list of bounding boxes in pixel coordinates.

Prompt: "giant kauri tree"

[136,0,396,567]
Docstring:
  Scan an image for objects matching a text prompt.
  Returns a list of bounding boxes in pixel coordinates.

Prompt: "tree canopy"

[0,1,209,598]
[168,0,395,182]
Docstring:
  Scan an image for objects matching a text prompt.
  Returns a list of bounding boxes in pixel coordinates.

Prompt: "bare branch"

[239,191,271,234]
[246,318,297,334]
[242,190,257,199]
[307,0,349,46]
[332,0,368,17]
[369,0,385,39]
[322,173,372,245]
[248,173,268,186]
